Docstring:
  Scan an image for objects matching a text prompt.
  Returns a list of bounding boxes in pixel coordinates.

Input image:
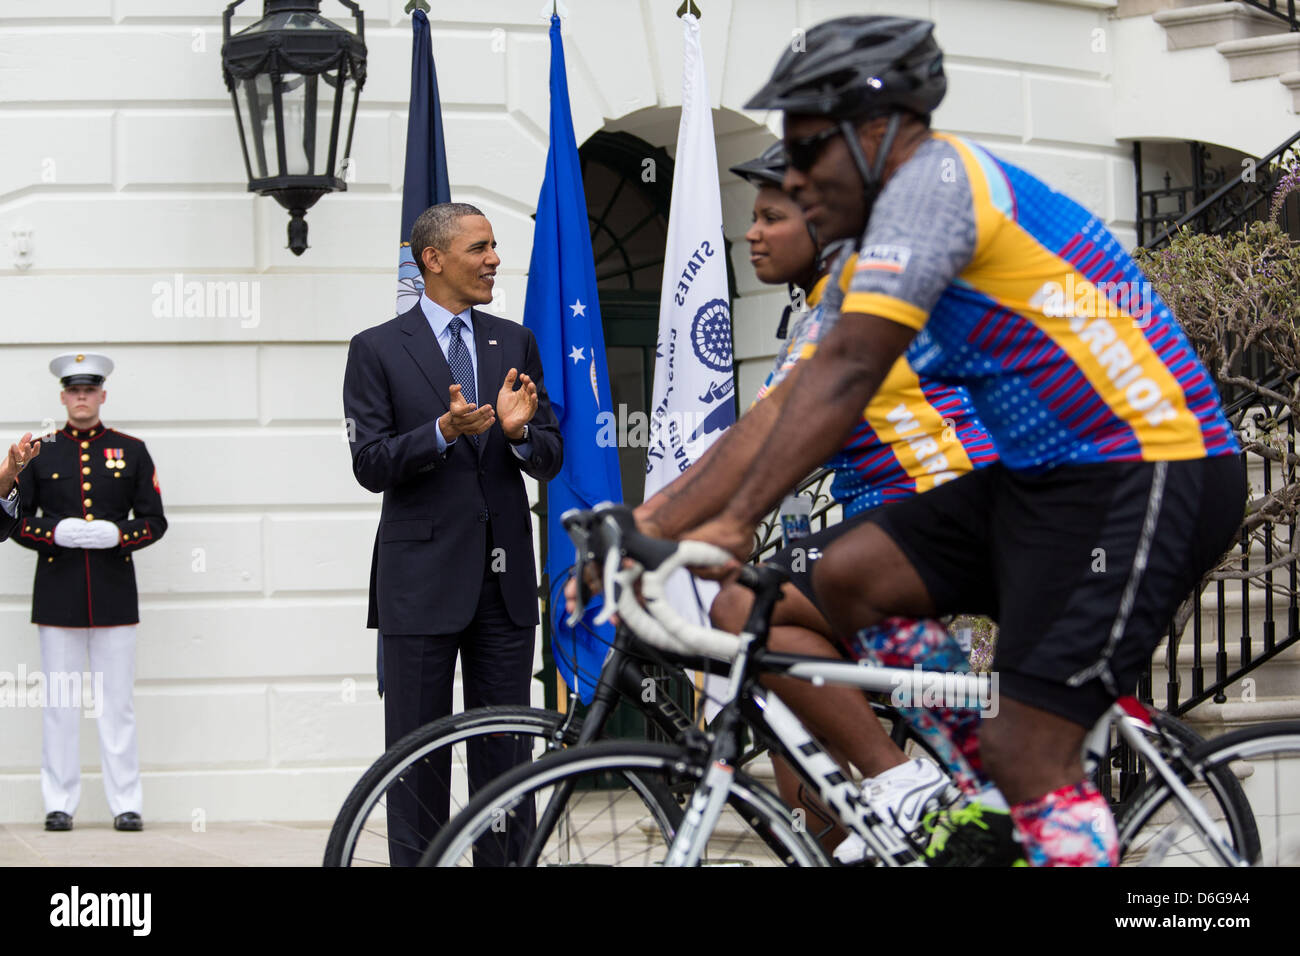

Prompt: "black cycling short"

[863,455,1246,727]
[765,508,879,611]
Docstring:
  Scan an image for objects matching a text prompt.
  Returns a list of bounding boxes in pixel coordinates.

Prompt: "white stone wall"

[0,0,1243,822]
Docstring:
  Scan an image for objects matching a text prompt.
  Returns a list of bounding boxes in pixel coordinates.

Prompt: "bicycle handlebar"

[561,506,743,661]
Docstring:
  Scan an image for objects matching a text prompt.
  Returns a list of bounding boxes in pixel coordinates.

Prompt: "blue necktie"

[447,316,478,445]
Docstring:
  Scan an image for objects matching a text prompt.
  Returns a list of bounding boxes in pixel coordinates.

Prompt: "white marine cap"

[50,352,114,387]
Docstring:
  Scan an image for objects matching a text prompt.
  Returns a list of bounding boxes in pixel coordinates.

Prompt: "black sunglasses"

[783,124,844,172]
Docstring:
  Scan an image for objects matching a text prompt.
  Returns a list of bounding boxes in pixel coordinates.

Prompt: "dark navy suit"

[343,302,562,865]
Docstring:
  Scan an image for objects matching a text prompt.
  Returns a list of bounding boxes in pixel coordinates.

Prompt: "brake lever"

[592,515,626,629]
[562,509,594,626]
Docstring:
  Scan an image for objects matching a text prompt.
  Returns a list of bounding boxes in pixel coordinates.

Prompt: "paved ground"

[0,821,332,867]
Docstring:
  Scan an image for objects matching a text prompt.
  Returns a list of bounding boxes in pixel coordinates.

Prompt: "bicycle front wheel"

[324,706,579,867]
[419,740,830,867]
[1117,721,1300,866]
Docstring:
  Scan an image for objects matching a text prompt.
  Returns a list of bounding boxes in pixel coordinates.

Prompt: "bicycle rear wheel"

[419,740,830,867]
[324,706,579,867]
[1117,721,1300,866]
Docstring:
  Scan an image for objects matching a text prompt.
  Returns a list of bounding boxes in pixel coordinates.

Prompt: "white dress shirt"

[421,294,533,459]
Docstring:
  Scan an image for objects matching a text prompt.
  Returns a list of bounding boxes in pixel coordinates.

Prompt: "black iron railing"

[748,468,839,562]
[1142,129,1300,249]
[1134,142,1231,247]
[1237,0,1300,31]
[1156,376,1300,716]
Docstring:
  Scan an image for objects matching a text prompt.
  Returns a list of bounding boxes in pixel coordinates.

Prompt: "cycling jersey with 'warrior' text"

[755,256,998,516]
[821,133,1238,472]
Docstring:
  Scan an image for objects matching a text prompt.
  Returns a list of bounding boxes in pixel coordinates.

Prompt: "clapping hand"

[0,432,41,496]
[496,368,538,440]
[439,384,495,442]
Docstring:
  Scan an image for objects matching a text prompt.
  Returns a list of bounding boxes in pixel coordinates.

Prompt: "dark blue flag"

[381,7,451,696]
[396,7,451,314]
[524,14,623,705]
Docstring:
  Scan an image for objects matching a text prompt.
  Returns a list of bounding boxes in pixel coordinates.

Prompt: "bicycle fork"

[1115,714,1246,867]
[664,638,752,867]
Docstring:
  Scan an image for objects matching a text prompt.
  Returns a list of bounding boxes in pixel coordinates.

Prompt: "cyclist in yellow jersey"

[681,16,1245,866]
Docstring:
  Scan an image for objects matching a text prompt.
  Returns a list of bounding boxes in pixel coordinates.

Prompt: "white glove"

[53,517,88,548]
[79,520,122,549]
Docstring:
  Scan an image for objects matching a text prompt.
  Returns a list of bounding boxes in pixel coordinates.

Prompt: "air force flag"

[523,14,624,705]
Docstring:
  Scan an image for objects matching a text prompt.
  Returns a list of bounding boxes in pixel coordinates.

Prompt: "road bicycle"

[418,505,1292,867]
[323,577,935,866]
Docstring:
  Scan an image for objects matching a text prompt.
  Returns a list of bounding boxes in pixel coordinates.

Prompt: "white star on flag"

[569,345,586,364]
[569,299,586,318]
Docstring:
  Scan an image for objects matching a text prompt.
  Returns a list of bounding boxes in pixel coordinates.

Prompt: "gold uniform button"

[51,473,59,479]
[82,482,91,490]
[80,442,88,450]
[85,514,94,521]
[47,557,53,563]
[81,454,89,462]
[84,498,93,507]
[82,467,91,475]
[114,473,121,479]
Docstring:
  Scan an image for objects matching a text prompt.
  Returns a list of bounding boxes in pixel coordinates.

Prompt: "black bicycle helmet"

[744,16,946,120]
[728,141,787,188]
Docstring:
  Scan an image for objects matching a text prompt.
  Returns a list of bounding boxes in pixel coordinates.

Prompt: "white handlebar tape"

[633,541,742,661]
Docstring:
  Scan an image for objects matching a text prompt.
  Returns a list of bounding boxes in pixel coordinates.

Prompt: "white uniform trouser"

[38,625,142,817]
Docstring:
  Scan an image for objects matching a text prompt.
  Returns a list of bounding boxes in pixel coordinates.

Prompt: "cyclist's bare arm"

[564,370,801,615]
[685,313,916,559]
[638,364,804,539]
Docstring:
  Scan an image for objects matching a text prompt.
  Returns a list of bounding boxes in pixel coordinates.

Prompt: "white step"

[1281,69,1300,110]
[1218,32,1300,81]
[1154,2,1285,50]
[1174,695,1300,734]
[1117,0,1228,17]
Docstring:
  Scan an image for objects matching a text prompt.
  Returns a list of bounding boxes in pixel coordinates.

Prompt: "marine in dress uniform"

[12,353,166,832]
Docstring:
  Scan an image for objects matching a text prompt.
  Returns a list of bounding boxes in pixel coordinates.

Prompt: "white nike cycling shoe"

[833,757,952,865]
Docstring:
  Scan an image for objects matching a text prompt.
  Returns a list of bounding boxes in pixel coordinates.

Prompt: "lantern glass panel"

[242,12,335,34]
[278,66,352,178]
[238,73,275,180]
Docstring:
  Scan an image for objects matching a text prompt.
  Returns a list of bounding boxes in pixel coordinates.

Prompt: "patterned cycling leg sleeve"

[1009,779,1118,867]
[850,617,991,797]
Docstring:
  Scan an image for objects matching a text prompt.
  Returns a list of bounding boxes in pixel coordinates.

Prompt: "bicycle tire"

[1115,720,1300,866]
[418,739,831,867]
[324,706,585,867]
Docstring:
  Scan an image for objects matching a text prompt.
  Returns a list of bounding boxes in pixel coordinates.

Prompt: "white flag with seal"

[644,12,736,718]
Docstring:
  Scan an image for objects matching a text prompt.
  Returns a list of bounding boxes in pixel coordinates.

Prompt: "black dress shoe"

[113,812,143,832]
[44,812,73,832]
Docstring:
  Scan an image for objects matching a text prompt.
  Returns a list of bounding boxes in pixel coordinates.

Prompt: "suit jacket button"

[478,510,489,523]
